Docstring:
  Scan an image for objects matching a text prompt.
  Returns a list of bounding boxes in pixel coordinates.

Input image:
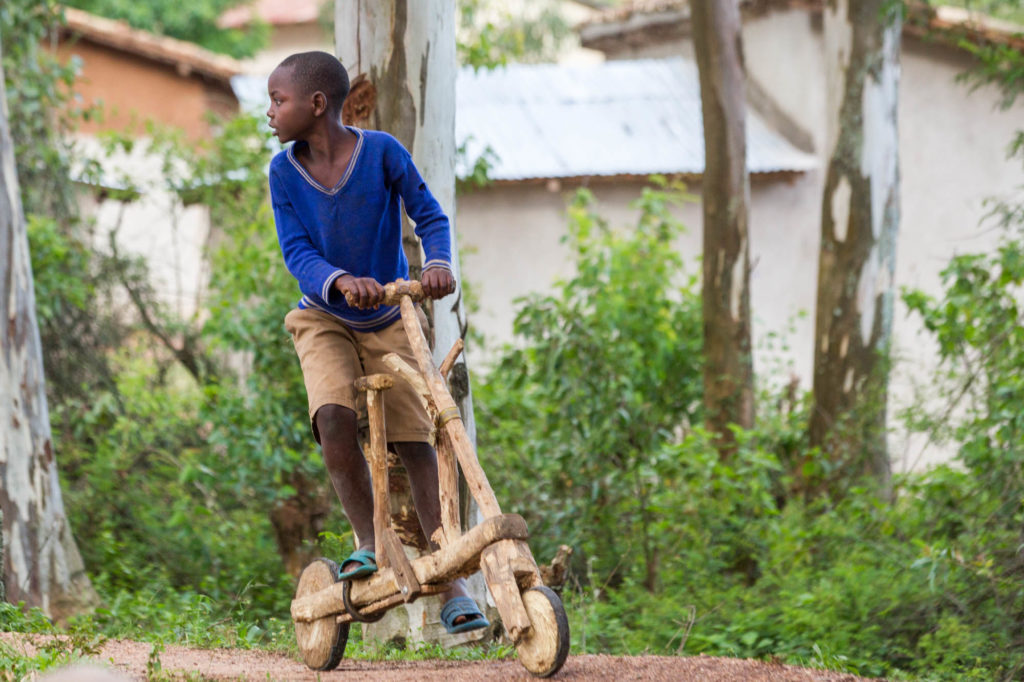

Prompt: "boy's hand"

[422,268,456,300]
[336,274,385,309]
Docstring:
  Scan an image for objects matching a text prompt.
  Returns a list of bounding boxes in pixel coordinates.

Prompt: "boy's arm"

[269,170,349,304]
[385,140,454,279]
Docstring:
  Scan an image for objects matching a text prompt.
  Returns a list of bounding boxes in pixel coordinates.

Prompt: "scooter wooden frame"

[291,279,569,678]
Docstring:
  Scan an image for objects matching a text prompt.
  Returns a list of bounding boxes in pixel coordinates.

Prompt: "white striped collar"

[286,127,365,196]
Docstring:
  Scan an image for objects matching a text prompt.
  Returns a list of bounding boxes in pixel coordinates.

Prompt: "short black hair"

[277,51,350,114]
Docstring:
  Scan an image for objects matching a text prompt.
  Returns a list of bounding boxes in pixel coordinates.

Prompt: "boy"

[266,51,488,634]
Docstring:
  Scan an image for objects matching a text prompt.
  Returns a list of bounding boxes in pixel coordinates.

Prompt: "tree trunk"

[1,506,5,603]
[808,0,901,493]
[691,0,755,455]
[336,0,489,645]
[0,37,98,619]
[269,474,332,578]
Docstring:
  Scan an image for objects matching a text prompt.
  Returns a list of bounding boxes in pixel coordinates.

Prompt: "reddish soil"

[3,633,875,681]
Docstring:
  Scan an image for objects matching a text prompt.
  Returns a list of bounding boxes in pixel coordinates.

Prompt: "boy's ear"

[311,90,328,117]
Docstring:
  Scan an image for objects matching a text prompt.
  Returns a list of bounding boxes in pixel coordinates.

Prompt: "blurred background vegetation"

[2,0,1024,680]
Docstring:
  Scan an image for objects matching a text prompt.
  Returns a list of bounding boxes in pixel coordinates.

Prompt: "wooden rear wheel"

[294,558,349,671]
[516,585,570,678]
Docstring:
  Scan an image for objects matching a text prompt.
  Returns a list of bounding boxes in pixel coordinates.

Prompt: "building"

[455,57,817,370]
[567,1,1024,469]
[59,7,240,141]
[56,8,243,318]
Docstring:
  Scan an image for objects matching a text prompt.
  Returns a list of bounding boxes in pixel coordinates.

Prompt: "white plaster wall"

[88,194,211,321]
[741,10,1023,469]
[75,136,212,321]
[890,41,1023,469]
[458,183,642,362]
[456,176,820,376]
[742,10,828,151]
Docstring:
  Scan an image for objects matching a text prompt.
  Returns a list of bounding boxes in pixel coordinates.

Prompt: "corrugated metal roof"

[455,57,817,181]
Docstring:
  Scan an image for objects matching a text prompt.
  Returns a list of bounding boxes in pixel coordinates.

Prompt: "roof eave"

[471,169,810,187]
[61,7,242,85]
[579,1,1024,53]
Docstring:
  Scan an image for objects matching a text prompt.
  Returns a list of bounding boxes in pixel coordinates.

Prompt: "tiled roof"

[62,7,241,83]
[581,1,1024,50]
[218,0,326,29]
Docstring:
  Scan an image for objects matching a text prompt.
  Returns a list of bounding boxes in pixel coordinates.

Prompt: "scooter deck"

[290,512,529,624]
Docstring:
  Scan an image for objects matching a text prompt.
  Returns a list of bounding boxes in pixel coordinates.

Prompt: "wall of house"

[457,172,821,379]
[74,137,213,321]
[745,9,1024,469]
[57,40,234,140]
[584,9,1024,469]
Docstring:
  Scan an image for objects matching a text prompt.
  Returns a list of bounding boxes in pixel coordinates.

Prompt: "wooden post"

[439,339,464,380]
[434,426,461,547]
[399,296,501,517]
[357,375,421,601]
[365,387,390,569]
[480,540,534,643]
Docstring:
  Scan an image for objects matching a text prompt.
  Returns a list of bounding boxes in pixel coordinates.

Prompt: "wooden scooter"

[290,279,570,678]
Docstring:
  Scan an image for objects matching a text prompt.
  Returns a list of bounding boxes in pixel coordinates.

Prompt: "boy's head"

[276,51,351,114]
[267,52,350,141]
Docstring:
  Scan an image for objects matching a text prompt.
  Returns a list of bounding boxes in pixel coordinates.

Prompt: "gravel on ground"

[2,632,876,681]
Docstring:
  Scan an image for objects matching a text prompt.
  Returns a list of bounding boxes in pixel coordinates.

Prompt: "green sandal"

[337,548,377,581]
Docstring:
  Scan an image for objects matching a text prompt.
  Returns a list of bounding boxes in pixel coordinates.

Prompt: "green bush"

[476,181,1024,680]
[476,180,703,591]
[28,115,320,644]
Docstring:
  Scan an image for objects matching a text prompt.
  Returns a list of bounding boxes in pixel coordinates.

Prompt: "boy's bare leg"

[316,404,376,573]
[392,441,477,624]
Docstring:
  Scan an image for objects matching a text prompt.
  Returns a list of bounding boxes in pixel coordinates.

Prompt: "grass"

[0,593,515,679]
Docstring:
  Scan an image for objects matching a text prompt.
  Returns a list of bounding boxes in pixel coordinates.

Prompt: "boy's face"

[267,66,313,143]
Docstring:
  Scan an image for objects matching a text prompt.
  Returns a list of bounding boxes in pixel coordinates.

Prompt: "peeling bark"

[338,0,421,277]
[691,0,756,454]
[809,0,901,492]
[0,37,98,619]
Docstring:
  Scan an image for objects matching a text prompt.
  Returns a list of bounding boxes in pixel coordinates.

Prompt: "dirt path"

[4,634,874,681]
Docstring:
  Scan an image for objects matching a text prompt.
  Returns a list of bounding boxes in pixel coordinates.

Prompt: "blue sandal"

[440,596,490,635]
[337,548,377,581]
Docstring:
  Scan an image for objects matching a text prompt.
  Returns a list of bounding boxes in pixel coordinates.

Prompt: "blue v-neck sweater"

[269,128,452,332]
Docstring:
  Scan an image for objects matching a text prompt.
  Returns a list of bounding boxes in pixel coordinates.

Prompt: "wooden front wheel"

[516,586,570,678]
[294,558,349,671]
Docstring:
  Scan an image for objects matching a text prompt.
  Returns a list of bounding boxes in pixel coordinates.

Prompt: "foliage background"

[3,0,1024,680]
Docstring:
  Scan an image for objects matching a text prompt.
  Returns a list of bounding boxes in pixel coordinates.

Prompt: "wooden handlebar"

[344,279,424,308]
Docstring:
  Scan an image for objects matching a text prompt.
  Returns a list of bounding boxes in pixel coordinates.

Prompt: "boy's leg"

[285,308,377,574]
[357,312,486,627]
[391,441,475,622]
[317,404,376,569]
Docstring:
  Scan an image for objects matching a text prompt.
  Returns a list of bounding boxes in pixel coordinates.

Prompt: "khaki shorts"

[284,306,434,444]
